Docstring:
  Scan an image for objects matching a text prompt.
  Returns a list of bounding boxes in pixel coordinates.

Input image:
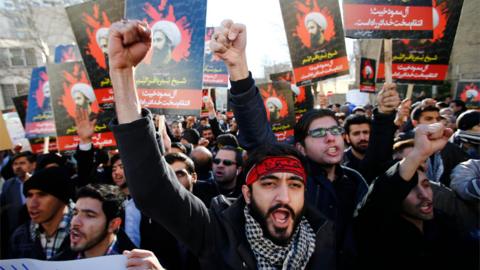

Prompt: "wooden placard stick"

[384,39,393,84]
[43,136,50,154]
[406,84,414,100]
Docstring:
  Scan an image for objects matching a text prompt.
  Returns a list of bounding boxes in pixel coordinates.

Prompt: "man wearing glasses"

[107,19,336,269]
[213,19,400,269]
[212,146,243,197]
[193,146,243,207]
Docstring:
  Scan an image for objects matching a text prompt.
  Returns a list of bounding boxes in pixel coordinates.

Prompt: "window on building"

[11,17,27,28]
[0,48,9,68]
[10,48,24,66]
[1,84,16,108]
[5,48,37,67]
[24,48,36,66]
[1,84,29,109]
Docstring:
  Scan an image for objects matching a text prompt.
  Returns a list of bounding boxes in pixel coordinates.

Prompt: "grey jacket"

[450,159,480,201]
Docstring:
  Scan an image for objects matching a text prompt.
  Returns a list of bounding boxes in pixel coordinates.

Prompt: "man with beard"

[95,27,110,70]
[341,113,399,183]
[54,184,135,259]
[71,83,96,117]
[170,120,183,142]
[305,12,327,50]
[150,20,181,66]
[355,123,469,270]
[339,94,401,185]
[266,97,282,122]
[55,187,163,268]
[107,19,335,269]
[343,115,370,162]
[96,28,109,56]
[207,18,398,269]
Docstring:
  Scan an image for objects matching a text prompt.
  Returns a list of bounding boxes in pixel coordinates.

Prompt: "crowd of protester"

[0,19,478,270]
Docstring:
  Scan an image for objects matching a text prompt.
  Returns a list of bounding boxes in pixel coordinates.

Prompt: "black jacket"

[342,108,397,184]
[111,110,336,270]
[354,162,467,270]
[229,74,368,269]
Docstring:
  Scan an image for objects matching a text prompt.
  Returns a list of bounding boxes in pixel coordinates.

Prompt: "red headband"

[245,156,306,185]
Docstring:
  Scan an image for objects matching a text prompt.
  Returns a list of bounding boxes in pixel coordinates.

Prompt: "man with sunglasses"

[192,146,243,207]
[212,147,243,197]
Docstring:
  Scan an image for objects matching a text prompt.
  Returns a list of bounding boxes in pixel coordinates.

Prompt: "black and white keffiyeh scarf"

[244,206,316,270]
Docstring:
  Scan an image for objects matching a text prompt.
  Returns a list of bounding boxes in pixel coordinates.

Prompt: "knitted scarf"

[244,206,316,270]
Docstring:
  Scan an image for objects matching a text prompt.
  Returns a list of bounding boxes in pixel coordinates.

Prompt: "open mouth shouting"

[268,204,295,229]
[70,228,84,245]
[418,201,433,215]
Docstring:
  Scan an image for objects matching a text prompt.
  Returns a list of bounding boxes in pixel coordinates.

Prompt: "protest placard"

[127,0,207,115]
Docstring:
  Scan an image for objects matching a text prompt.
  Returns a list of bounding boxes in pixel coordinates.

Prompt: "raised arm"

[205,98,225,137]
[357,123,453,217]
[108,20,211,255]
[74,107,97,187]
[358,83,400,183]
[210,20,276,150]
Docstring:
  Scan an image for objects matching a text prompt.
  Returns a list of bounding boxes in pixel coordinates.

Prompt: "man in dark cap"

[8,167,75,259]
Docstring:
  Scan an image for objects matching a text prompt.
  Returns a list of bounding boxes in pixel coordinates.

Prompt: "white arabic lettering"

[369,7,410,18]
[354,18,424,30]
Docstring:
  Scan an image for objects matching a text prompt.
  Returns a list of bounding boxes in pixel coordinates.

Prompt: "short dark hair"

[411,105,439,121]
[110,154,121,166]
[12,151,36,164]
[164,152,195,174]
[216,145,243,167]
[200,125,213,135]
[182,129,200,144]
[393,139,415,156]
[240,143,307,185]
[294,109,338,146]
[76,184,125,224]
[36,152,64,171]
[435,102,448,109]
[456,110,480,131]
[343,114,372,134]
[170,142,187,154]
[216,133,239,148]
[451,99,466,109]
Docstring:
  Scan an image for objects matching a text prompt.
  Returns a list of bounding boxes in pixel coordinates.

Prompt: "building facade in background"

[0,0,83,110]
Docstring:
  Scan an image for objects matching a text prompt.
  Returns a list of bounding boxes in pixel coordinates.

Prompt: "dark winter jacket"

[111,110,336,270]
[228,73,368,269]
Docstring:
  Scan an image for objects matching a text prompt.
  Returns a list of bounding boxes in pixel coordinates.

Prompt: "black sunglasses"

[213,158,236,166]
[307,126,344,138]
